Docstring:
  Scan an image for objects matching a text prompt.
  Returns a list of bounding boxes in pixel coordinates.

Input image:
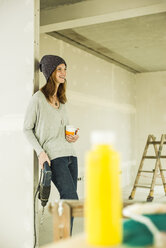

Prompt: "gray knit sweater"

[23,90,76,160]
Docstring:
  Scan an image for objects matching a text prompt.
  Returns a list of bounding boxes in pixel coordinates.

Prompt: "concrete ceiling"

[40,0,86,10]
[40,0,166,73]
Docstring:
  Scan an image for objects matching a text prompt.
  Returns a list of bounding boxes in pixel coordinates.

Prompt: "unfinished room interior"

[39,0,166,246]
[1,0,166,248]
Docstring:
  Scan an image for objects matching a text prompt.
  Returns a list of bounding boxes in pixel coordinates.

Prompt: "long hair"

[40,73,67,104]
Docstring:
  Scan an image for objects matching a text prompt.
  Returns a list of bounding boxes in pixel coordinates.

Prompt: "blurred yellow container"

[85,131,122,246]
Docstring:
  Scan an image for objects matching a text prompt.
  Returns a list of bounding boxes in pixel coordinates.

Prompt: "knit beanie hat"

[39,55,67,82]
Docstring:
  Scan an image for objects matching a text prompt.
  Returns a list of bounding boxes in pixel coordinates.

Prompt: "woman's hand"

[66,134,79,143]
[38,151,51,170]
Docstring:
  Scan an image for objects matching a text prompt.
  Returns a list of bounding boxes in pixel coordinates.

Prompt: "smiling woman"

[23,55,79,236]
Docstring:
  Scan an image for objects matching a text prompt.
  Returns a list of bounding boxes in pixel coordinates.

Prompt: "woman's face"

[53,63,67,84]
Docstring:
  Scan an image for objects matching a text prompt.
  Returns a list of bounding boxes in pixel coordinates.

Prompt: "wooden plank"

[52,202,70,241]
[135,185,151,188]
[139,170,153,173]
[143,156,166,159]
[143,156,157,159]
[149,141,166,144]
[49,200,84,217]
[49,200,132,217]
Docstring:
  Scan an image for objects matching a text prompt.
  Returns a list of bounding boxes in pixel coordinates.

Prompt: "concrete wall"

[40,34,136,198]
[0,1,35,248]
[135,71,166,185]
[39,35,166,246]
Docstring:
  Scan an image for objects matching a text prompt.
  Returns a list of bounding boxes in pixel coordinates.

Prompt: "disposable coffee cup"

[65,125,79,136]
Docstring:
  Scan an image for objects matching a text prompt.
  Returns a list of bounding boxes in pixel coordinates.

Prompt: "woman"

[23,55,79,234]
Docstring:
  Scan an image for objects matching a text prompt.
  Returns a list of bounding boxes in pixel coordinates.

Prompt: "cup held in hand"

[65,125,79,136]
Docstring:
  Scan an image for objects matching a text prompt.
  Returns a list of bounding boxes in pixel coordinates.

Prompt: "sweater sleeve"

[23,94,44,157]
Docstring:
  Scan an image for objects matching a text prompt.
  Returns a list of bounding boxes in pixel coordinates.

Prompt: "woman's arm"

[23,95,44,157]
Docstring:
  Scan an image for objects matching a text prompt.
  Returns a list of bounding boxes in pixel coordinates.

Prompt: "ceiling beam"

[40,2,166,33]
[47,31,144,73]
[40,0,166,25]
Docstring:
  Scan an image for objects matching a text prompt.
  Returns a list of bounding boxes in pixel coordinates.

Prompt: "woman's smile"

[54,63,67,83]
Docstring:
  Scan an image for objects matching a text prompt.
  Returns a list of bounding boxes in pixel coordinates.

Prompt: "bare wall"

[135,71,166,185]
[0,1,35,248]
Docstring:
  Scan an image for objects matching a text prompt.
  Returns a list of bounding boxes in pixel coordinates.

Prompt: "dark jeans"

[50,156,79,235]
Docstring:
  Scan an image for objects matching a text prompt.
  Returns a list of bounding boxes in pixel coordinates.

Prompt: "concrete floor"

[123,185,166,203]
[38,185,166,247]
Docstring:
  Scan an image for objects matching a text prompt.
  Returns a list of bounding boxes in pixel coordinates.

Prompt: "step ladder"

[129,134,166,202]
